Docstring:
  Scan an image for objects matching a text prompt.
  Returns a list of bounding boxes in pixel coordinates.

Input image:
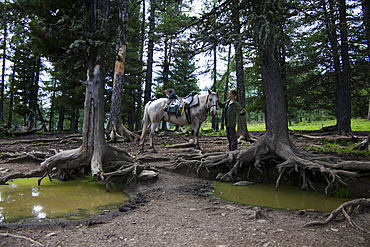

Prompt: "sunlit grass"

[202,118,369,132]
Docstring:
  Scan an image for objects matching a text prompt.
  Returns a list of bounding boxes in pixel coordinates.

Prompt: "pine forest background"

[0,0,369,134]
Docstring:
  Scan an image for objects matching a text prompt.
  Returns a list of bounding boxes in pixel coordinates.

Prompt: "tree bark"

[144,0,156,106]
[212,44,217,130]
[323,0,352,133]
[221,44,232,130]
[362,0,370,120]
[0,21,6,123]
[135,0,146,131]
[57,105,65,133]
[337,0,351,133]
[49,78,56,131]
[232,0,250,141]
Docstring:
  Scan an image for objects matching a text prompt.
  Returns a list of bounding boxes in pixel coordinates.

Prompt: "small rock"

[119,206,131,212]
[307,209,318,212]
[0,168,10,174]
[138,170,158,180]
[45,232,57,237]
[297,210,306,215]
[233,181,255,186]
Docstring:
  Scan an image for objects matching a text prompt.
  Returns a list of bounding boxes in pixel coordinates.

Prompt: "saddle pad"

[163,98,185,116]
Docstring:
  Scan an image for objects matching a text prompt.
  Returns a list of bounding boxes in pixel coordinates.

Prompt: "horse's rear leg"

[149,122,159,153]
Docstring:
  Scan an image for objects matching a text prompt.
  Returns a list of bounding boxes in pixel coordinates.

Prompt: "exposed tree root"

[0,232,44,246]
[0,125,44,137]
[1,151,50,163]
[303,198,370,231]
[171,134,369,194]
[353,134,370,151]
[106,123,138,143]
[0,144,145,191]
[0,134,82,145]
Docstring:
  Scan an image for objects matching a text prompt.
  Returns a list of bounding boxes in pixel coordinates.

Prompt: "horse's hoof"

[194,145,201,150]
[151,149,157,153]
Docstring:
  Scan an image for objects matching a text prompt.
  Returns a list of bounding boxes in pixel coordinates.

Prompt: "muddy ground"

[0,131,369,246]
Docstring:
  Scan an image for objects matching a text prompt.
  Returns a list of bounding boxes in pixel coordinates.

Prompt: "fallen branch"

[166,139,195,149]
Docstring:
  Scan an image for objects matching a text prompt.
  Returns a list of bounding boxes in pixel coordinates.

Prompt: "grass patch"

[202,118,369,132]
[334,186,352,198]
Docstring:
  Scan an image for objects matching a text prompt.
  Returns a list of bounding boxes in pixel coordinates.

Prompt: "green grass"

[244,118,370,132]
[202,118,369,132]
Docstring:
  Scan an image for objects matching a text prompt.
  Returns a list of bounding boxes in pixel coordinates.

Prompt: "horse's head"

[207,89,219,116]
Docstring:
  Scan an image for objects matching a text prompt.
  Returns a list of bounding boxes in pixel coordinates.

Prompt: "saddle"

[163,92,199,123]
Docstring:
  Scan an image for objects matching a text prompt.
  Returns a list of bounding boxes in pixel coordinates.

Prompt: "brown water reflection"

[213,182,354,212]
[0,178,129,223]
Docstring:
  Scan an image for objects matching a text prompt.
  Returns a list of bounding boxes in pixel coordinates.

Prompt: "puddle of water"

[213,182,354,212]
[0,178,129,223]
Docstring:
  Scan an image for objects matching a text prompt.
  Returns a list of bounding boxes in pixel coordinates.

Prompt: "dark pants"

[226,127,237,151]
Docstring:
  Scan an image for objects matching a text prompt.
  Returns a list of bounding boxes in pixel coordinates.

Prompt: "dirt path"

[0,132,369,246]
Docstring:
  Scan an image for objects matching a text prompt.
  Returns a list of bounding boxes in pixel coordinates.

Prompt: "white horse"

[140,90,219,153]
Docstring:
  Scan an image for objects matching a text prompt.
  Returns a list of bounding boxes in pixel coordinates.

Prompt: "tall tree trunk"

[337,0,351,133]
[70,108,76,132]
[232,0,250,141]
[29,57,41,129]
[361,0,370,120]
[144,0,156,106]
[0,22,6,123]
[368,98,370,121]
[363,0,370,59]
[135,0,146,131]
[57,105,65,133]
[7,68,14,128]
[221,44,232,130]
[161,41,170,131]
[37,105,48,132]
[49,78,56,132]
[327,0,342,130]
[212,44,217,130]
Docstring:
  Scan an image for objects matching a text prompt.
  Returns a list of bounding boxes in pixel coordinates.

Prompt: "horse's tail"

[140,101,152,146]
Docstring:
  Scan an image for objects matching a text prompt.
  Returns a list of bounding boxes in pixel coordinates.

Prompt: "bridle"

[205,93,218,116]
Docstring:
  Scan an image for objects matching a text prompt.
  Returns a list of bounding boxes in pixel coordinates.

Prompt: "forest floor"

[0,131,369,247]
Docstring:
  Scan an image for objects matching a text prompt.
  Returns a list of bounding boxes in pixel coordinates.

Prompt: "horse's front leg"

[192,122,201,150]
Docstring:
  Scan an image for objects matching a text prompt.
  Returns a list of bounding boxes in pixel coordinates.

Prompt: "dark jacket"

[218,100,245,128]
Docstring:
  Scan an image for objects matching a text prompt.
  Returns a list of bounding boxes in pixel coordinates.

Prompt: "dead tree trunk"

[105,0,137,143]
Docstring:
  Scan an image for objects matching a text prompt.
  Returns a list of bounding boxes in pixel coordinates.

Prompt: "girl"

[218,89,246,151]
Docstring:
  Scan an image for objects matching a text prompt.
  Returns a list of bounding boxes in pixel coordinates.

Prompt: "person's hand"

[242,109,246,114]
